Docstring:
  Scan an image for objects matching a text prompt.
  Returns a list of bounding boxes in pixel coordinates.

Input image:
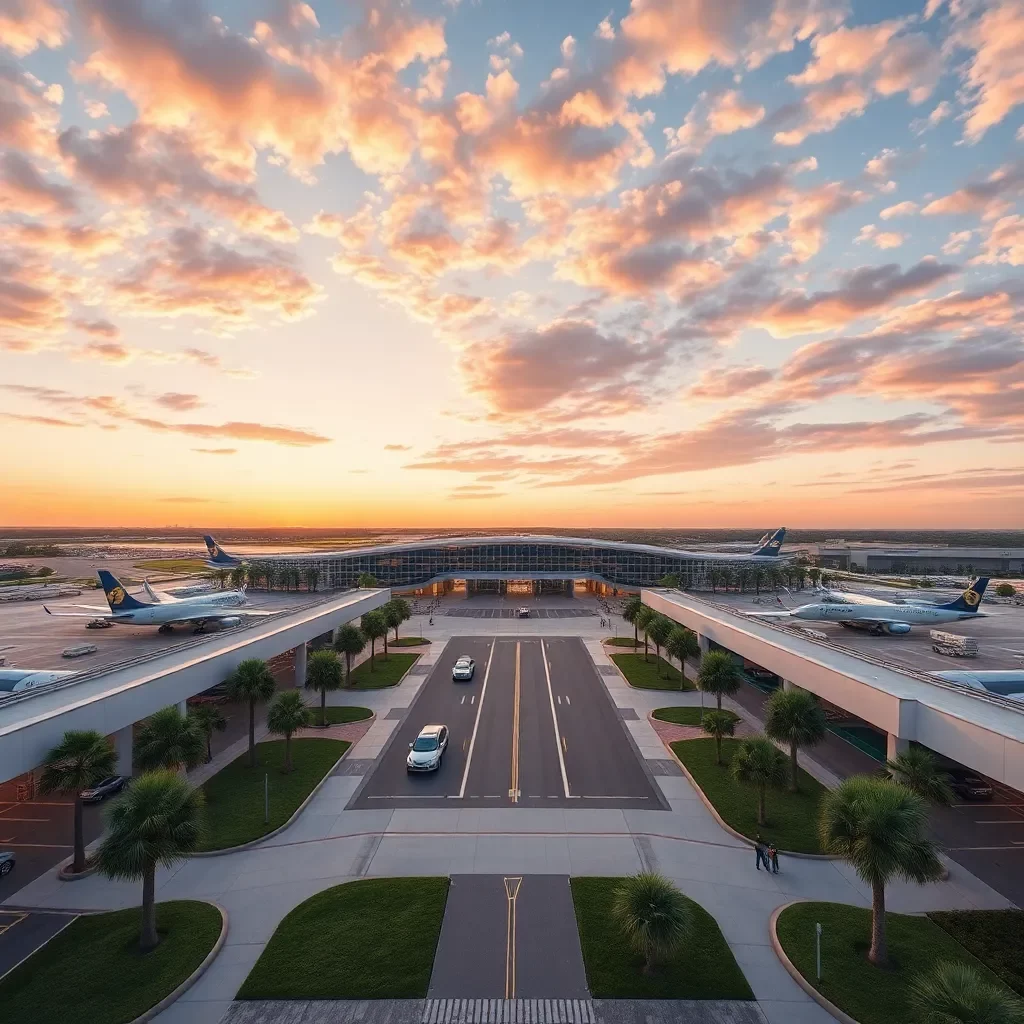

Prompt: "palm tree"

[909,961,1024,1024]
[383,598,412,641]
[136,707,206,773]
[266,690,312,773]
[612,872,691,975]
[736,566,750,593]
[647,614,673,678]
[732,735,788,826]
[885,747,954,807]
[215,569,228,590]
[360,610,388,671]
[230,565,246,590]
[665,626,700,689]
[305,648,343,726]
[764,688,827,792]
[697,650,742,710]
[334,623,366,682]
[265,565,278,592]
[188,705,227,763]
[304,567,321,592]
[357,572,379,588]
[97,771,204,952]
[751,566,765,594]
[808,566,821,587]
[819,776,942,965]
[657,573,680,589]
[634,605,655,661]
[245,563,262,590]
[226,658,277,767]
[40,730,117,874]
[702,710,736,765]
[623,596,643,644]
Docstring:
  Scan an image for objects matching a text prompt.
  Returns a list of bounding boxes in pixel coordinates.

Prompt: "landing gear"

[158,624,174,635]
[192,624,206,635]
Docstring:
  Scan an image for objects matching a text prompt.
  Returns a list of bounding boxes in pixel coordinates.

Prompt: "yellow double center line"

[509,641,521,803]
[504,876,522,998]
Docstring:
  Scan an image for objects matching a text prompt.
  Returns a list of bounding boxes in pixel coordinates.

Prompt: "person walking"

[769,843,780,874]
[755,834,767,870]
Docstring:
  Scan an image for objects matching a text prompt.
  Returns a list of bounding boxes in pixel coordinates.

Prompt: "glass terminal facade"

[260,537,788,592]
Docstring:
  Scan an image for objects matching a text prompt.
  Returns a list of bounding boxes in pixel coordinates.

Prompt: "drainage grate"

[597,665,620,677]
[646,758,685,776]
[408,663,432,674]
[421,999,595,1024]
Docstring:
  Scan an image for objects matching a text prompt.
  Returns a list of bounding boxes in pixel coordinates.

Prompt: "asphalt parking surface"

[445,608,596,619]
[349,636,663,809]
[0,909,77,978]
[429,875,589,999]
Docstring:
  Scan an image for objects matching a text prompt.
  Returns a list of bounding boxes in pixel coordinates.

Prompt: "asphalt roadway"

[429,875,589,999]
[350,636,663,810]
[0,909,77,980]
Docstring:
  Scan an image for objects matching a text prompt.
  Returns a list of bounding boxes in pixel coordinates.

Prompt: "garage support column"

[294,641,307,688]
[887,733,910,760]
[697,634,711,656]
[113,724,133,777]
[783,679,799,692]
[176,700,187,717]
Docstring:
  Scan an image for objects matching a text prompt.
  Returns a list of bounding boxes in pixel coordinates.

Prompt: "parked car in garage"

[947,767,993,800]
[518,607,530,618]
[80,775,128,803]
[0,850,16,876]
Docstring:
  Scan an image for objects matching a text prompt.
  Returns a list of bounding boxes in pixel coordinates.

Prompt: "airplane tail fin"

[940,578,990,613]
[752,527,786,557]
[203,534,240,566]
[97,570,148,612]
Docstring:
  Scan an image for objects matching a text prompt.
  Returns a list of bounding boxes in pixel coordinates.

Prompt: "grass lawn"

[392,636,430,646]
[610,653,693,690]
[570,877,753,1000]
[315,705,373,725]
[653,707,740,726]
[604,637,643,647]
[930,910,1024,997]
[671,737,826,853]
[777,902,1014,1024]
[197,738,348,851]
[347,652,419,689]
[0,901,221,1024]
[238,878,449,999]
[133,558,211,574]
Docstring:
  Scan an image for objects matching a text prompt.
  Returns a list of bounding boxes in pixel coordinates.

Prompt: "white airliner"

[0,668,77,694]
[751,578,990,635]
[43,570,276,634]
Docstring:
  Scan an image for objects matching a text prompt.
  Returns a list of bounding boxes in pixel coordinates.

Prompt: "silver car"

[452,656,475,681]
[0,851,14,877]
[407,724,448,772]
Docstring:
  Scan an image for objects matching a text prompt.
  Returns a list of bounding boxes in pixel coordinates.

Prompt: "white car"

[407,724,448,772]
[452,656,475,681]
[518,607,530,618]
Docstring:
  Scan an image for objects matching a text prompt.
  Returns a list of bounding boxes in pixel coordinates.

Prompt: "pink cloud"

[0,0,67,57]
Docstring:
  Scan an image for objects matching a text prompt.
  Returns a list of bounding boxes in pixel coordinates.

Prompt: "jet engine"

[880,622,912,635]
[214,616,242,629]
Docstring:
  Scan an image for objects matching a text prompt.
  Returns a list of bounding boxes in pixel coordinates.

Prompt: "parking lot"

[0,909,77,979]
[350,636,663,810]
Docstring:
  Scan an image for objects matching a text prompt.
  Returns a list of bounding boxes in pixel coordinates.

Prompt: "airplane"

[203,535,243,569]
[751,527,786,557]
[930,669,1024,697]
[43,570,276,634]
[0,668,78,694]
[749,578,990,635]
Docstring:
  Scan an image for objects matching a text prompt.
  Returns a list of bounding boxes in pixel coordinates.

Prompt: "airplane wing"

[43,606,112,618]
[745,611,794,618]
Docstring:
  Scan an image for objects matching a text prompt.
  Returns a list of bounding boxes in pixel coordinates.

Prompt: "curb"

[191,742,354,857]
[57,857,99,882]
[305,708,376,730]
[128,902,229,1024]
[664,740,839,861]
[605,651,695,693]
[346,652,422,690]
[769,901,860,1024]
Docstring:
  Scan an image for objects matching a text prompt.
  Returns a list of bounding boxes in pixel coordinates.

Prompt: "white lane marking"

[557,695,561,705]
[459,638,496,800]
[564,695,570,706]
[541,639,571,799]
[471,695,476,705]
[461,695,466,705]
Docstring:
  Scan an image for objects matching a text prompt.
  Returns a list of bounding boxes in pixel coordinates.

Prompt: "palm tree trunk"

[72,795,85,874]
[284,733,292,773]
[345,652,352,684]
[716,692,722,711]
[248,699,256,767]
[789,740,800,792]
[140,858,158,951]
[869,880,887,965]
[715,735,722,765]
[633,622,638,644]
[206,733,213,763]
[370,639,375,671]
[643,635,649,662]
[383,631,389,659]
[757,783,766,825]
[321,690,327,728]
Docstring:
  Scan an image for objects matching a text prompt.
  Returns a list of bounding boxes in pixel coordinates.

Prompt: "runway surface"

[348,637,663,810]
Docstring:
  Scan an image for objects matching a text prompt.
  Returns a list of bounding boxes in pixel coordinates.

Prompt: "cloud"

[383,443,412,451]
[154,392,204,412]
[0,151,77,216]
[0,253,68,350]
[689,365,774,398]
[0,0,67,57]
[910,99,951,135]
[665,89,765,152]
[2,221,123,259]
[921,159,1024,220]
[880,201,918,219]
[157,496,217,504]
[192,447,237,455]
[72,318,120,338]
[0,63,63,156]
[973,215,1024,266]
[855,223,905,249]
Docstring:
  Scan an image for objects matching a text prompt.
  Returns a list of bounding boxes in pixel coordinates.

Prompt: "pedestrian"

[754,834,767,871]
[769,843,779,874]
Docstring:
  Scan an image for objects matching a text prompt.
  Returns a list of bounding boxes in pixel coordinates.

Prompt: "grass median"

[197,738,348,851]
[610,653,692,690]
[392,636,430,646]
[347,652,419,689]
[776,902,1014,1024]
[317,705,373,725]
[671,737,826,853]
[0,901,222,1024]
[239,877,449,999]
[929,909,1024,997]
[653,707,740,726]
[570,877,753,1000]
[604,637,643,647]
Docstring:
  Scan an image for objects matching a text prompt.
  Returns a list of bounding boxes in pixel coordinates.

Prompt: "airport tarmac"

[0,588,321,674]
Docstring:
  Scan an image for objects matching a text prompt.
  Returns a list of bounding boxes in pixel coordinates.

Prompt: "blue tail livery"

[97,570,148,611]
[752,527,786,557]
[939,578,989,613]
[203,535,241,567]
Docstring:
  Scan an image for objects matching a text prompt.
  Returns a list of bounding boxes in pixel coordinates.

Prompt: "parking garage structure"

[253,534,793,593]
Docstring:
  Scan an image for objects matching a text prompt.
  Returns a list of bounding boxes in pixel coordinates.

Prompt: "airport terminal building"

[255,535,792,594]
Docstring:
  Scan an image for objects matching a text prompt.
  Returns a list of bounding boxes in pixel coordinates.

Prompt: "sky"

[0,0,1021,530]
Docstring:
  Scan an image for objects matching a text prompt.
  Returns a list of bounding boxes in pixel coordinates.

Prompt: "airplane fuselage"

[105,590,247,625]
[791,602,979,627]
